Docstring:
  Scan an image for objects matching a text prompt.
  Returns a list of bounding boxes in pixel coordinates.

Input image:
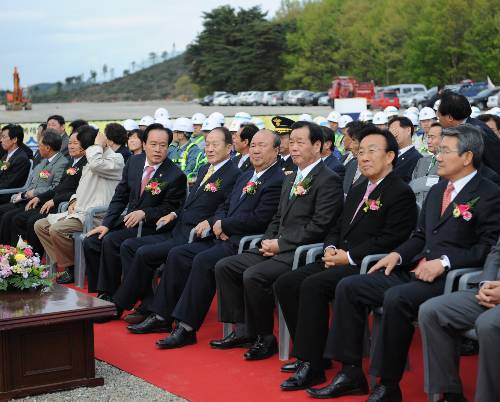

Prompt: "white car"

[487,93,500,109]
[213,94,233,106]
[318,95,330,106]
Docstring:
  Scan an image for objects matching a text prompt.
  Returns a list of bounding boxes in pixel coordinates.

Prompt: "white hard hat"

[191,112,207,125]
[139,115,155,127]
[251,117,266,130]
[433,99,441,111]
[313,116,329,126]
[486,107,500,117]
[298,113,313,122]
[373,111,389,125]
[327,111,340,123]
[155,116,173,130]
[228,119,242,132]
[338,115,354,129]
[201,118,219,131]
[208,112,225,126]
[358,110,374,122]
[154,108,169,119]
[384,106,399,118]
[419,107,436,121]
[123,119,139,131]
[470,106,481,119]
[173,117,194,133]
[407,106,420,115]
[234,112,251,122]
[403,111,419,126]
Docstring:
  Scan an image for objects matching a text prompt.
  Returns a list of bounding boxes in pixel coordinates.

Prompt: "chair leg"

[278,304,290,361]
[74,233,86,288]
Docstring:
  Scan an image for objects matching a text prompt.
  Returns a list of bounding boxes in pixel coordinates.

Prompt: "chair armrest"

[0,186,29,195]
[188,227,211,243]
[83,206,109,233]
[458,271,484,291]
[292,243,324,270]
[444,268,482,294]
[249,236,264,249]
[359,254,389,274]
[306,246,325,264]
[237,234,264,254]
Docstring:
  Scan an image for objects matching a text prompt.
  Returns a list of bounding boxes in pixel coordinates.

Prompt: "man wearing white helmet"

[415,107,437,154]
[154,116,173,131]
[327,111,344,153]
[373,111,389,130]
[191,113,207,150]
[339,115,353,137]
[123,119,139,132]
[358,110,373,123]
[384,106,399,119]
[298,113,313,122]
[208,112,225,127]
[168,117,203,183]
[154,108,169,120]
[139,116,155,131]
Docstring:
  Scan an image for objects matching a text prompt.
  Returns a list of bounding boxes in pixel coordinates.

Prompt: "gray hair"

[442,124,484,168]
[41,129,63,151]
[256,129,281,149]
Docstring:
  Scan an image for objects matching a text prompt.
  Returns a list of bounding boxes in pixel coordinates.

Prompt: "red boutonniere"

[145,179,166,195]
[363,196,382,212]
[204,178,222,193]
[66,167,79,176]
[39,170,51,179]
[242,180,261,195]
[452,197,479,221]
[292,176,313,197]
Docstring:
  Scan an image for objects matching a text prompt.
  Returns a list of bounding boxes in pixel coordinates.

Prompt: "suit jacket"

[102,153,187,229]
[396,173,500,270]
[256,161,344,265]
[233,154,253,172]
[60,134,69,158]
[212,162,285,247]
[343,158,366,195]
[323,173,418,265]
[279,155,297,174]
[393,146,422,183]
[477,236,500,282]
[27,153,69,197]
[170,160,241,239]
[412,155,437,180]
[116,144,132,163]
[466,117,500,175]
[37,156,87,207]
[0,148,31,190]
[323,153,345,181]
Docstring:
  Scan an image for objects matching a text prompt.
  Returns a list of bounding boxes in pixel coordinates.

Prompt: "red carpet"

[74,286,478,401]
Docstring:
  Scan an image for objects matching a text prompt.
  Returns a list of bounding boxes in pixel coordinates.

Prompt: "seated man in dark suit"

[214,121,344,360]
[272,116,296,174]
[232,124,258,172]
[310,124,500,401]
[132,130,285,349]
[104,123,132,162]
[389,116,423,183]
[275,127,418,391]
[342,121,367,196]
[320,126,345,180]
[110,127,240,321]
[0,124,31,203]
[83,124,187,299]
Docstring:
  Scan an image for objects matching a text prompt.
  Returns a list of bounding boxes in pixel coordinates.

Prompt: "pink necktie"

[351,182,378,223]
[441,182,455,216]
[140,166,156,195]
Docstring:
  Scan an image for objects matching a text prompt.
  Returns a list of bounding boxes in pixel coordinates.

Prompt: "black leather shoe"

[209,331,256,349]
[244,335,278,360]
[306,370,368,399]
[437,392,468,402]
[93,304,123,324]
[56,267,74,284]
[128,314,172,334]
[97,293,113,302]
[156,326,197,349]
[281,359,332,373]
[124,310,147,325]
[366,384,402,402]
[281,361,326,391]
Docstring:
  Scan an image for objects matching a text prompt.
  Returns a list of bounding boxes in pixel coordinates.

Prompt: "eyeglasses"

[436,148,460,155]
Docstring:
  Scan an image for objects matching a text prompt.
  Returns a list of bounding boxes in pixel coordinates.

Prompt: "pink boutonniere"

[39,170,51,179]
[363,196,382,212]
[66,167,79,176]
[204,178,222,193]
[292,176,313,197]
[242,180,261,195]
[145,179,166,195]
[452,197,479,221]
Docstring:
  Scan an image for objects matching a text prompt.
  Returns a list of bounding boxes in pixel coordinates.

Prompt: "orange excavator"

[5,67,32,111]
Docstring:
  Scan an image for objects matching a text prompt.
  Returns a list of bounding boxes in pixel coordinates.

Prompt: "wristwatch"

[440,255,451,272]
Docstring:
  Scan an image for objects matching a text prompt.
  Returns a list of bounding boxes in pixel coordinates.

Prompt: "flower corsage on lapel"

[452,197,479,221]
[292,176,313,197]
[204,178,222,193]
[145,179,166,195]
[66,166,79,176]
[363,196,382,213]
[39,169,51,180]
[0,160,10,171]
[242,180,261,195]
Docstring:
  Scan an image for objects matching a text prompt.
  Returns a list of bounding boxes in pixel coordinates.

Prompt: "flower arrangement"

[292,176,313,197]
[66,166,79,176]
[39,169,51,179]
[204,178,222,192]
[363,196,382,212]
[242,180,261,195]
[452,197,479,221]
[0,160,10,171]
[0,238,53,291]
[145,179,166,195]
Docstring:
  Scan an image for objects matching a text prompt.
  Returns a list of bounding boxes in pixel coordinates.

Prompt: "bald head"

[249,129,280,172]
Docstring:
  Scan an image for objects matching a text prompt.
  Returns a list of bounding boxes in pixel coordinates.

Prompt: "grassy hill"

[31,54,190,103]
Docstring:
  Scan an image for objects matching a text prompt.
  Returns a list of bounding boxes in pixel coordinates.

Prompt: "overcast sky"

[1,0,283,89]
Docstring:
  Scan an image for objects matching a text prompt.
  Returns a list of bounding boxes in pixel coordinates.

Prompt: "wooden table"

[0,284,116,401]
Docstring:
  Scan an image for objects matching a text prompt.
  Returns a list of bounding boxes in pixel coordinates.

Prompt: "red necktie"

[140,166,155,195]
[441,182,455,215]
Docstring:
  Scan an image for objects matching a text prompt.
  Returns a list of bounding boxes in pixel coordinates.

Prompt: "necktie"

[201,165,215,185]
[140,166,156,195]
[289,172,303,199]
[351,181,378,223]
[441,182,455,215]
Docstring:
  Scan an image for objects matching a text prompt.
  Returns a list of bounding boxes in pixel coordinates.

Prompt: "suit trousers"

[113,232,180,311]
[328,270,445,382]
[214,250,291,337]
[274,262,360,369]
[0,202,25,245]
[34,217,83,267]
[419,290,500,402]
[170,241,236,330]
[83,224,156,294]
[12,209,46,254]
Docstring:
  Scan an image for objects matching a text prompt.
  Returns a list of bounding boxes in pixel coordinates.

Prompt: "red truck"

[328,76,375,105]
[369,90,400,110]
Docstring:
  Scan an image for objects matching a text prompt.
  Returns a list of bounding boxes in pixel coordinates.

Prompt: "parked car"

[462,82,488,99]
[284,90,308,105]
[411,86,438,108]
[199,95,213,106]
[312,92,328,106]
[262,91,278,105]
[296,90,315,106]
[488,92,500,108]
[269,91,284,106]
[245,91,264,106]
[230,93,242,106]
[318,95,330,106]
[385,84,427,108]
[469,88,500,109]
[369,90,400,110]
[213,94,233,106]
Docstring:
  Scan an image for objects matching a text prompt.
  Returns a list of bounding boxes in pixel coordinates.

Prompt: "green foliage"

[174,74,200,99]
